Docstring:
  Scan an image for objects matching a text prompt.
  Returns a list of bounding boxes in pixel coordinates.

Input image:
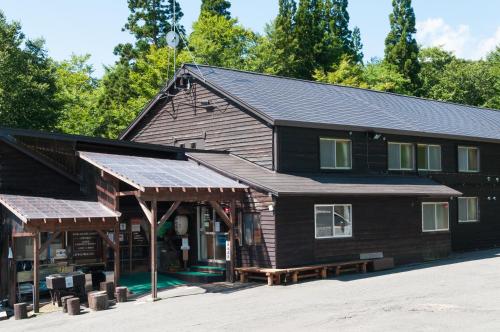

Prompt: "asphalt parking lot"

[4,249,500,332]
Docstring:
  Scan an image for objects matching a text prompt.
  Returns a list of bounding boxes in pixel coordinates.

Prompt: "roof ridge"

[183,63,500,113]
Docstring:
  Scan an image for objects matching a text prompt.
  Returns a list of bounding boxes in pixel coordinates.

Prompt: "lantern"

[174,215,189,235]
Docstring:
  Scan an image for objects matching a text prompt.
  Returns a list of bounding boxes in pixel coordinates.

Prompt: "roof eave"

[274,119,500,145]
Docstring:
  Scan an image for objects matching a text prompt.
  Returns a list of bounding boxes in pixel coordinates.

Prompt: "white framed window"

[422,202,449,232]
[388,142,415,170]
[417,144,442,171]
[458,146,479,172]
[458,197,479,223]
[314,204,352,239]
[319,138,352,169]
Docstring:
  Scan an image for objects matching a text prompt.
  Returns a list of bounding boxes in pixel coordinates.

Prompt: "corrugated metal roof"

[187,152,462,197]
[0,194,120,222]
[79,151,248,191]
[184,64,500,142]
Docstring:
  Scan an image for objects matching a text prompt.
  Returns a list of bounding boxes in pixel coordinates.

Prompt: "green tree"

[257,0,299,76]
[363,59,409,93]
[115,0,185,63]
[314,55,366,87]
[384,0,420,93]
[427,59,498,108]
[351,26,363,63]
[200,0,231,18]
[54,55,101,135]
[189,13,259,69]
[418,47,456,98]
[0,12,60,130]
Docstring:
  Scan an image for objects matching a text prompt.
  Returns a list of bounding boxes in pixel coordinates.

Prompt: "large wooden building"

[1,64,500,310]
[121,64,500,268]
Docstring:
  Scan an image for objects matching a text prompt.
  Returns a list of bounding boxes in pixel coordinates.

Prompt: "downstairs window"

[422,202,449,232]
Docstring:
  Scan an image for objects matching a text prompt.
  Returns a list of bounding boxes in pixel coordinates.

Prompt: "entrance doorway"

[197,206,228,263]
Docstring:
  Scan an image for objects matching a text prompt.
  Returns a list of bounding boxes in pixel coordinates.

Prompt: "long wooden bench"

[235,260,370,286]
[235,267,287,286]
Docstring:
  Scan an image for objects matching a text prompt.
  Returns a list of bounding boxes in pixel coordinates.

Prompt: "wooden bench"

[235,267,287,286]
[236,260,370,286]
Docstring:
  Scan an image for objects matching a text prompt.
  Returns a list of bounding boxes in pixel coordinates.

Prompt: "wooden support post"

[150,200,158,300]
[33,232,40,313]
[228,200,236,283]
[114,222,120,287]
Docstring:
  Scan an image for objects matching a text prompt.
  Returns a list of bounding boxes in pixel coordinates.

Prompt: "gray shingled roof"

[187,152,462,197]
[79,151,248,191]
[0,194,120,222]
[184,64,500,143]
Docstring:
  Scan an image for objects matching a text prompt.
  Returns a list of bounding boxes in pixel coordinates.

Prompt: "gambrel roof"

[121,64,500,143]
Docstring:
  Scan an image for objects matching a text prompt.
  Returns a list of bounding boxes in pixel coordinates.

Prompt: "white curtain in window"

[388,143,400,169]
[320,139,335,168]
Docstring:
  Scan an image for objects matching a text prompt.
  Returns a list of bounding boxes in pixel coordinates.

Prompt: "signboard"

[132,224,141,233]
[65,276,74,288]
[72,232,98,259]
[225,240,231,261]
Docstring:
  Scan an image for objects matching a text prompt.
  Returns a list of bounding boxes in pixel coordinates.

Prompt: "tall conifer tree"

[200,0,231,18]
[384,0,420,92]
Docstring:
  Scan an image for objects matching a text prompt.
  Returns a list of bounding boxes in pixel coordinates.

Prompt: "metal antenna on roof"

[165,1,205,88]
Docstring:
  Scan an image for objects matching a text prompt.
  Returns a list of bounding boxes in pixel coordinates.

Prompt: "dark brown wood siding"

[126,82,274,169]
[277,125,500,252]
[237,189,276,268]
[0,141,81,197]
[274,195,451,268]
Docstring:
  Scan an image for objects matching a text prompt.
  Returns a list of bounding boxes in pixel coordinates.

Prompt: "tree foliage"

[384,0,420,92]
[189,13,258,70]
[0,11,60,130]
[200,0,231,19]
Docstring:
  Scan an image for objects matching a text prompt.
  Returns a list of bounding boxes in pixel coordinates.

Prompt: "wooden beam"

[33,232,40,313]
[96,230,117,250]
[150,200,158,300]
[38,232,61,254]
[157,201,182,232]
[209,201,231,227]
[138,190,244,202]
[136,196,153,224]
[116,190,139,197]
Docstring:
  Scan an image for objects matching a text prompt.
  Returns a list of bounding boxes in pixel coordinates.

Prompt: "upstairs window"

[315,204,352,239]
[388,142,415,170]
[417,144,442,171]
[422,202,449,232]
[319,138,352,169]
[458,197,479,223]
[458,146,479,172]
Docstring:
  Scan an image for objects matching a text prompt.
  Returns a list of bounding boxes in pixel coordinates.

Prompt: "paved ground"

[4,249,500,331]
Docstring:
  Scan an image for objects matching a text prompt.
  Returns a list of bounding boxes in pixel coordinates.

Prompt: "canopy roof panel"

[187,152,462,197]
[78,151,248,191]
[0,194,120,223]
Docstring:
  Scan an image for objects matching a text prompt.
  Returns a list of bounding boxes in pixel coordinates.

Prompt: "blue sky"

[2,0,499,77]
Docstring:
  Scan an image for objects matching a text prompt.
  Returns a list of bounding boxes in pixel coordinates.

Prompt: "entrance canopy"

[79,151,247,200]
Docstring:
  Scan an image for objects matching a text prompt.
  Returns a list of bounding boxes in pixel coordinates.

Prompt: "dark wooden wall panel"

[277,125,500,253]
[237,189,276,268]
[127,82,274,169]
[0,141,81,197]
[275,196,452,268]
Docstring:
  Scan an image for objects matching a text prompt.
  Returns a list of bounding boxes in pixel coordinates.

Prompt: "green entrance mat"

[119,272,186,295]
